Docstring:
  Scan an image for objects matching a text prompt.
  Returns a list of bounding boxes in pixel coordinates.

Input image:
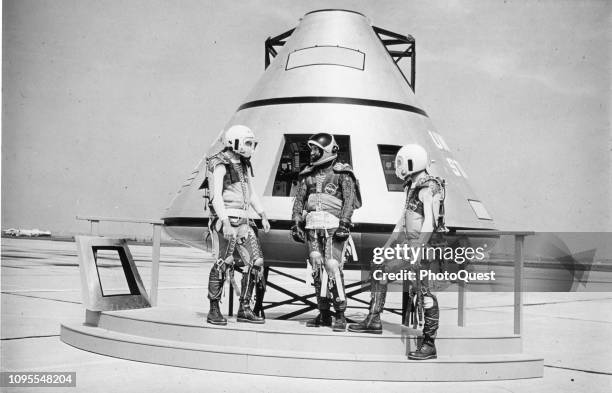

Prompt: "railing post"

[150,223,162,306]
[228,282,234,317]
[514,234,525,337]
[458,279,465,327]
[91,220,100,235]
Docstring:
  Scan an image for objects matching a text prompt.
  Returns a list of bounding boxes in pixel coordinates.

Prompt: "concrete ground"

[1,238,611,392]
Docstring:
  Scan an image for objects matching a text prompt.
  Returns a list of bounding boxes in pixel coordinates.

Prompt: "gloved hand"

[259,212,271,233]
[291,221,306,243]
[333,219,351,241]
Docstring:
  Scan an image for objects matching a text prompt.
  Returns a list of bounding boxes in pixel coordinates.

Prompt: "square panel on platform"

[76,236,150,312]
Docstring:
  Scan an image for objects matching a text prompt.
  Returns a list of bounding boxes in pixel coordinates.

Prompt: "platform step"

[61,322,543,382]
[96,307,522,356]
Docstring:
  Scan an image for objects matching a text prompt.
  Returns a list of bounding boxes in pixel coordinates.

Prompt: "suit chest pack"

[204,151,254,214]
[300,163,363,211]
[305,171,343,202]
[405,175,447,232]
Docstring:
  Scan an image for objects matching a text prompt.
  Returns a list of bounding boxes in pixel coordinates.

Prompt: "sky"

[2,0,611,236]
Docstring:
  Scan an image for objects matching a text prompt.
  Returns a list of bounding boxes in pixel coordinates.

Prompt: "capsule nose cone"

[244,9,416,107]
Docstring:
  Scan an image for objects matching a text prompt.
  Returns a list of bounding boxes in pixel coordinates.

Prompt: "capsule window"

[270,134,352,196]
[468,200,493,220]
[377,144,404,192]
[286,46,365,71]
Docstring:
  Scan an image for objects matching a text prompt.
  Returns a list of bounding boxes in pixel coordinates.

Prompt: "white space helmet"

[223,125,257,158]
[395,144,429,180]
[307,133,339,166]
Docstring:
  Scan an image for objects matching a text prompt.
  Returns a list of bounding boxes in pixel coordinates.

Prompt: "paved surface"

[1,238,611,392]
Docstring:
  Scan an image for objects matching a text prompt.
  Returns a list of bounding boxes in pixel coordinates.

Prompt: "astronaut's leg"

[348,253,410,334]
[305,231,332,327]
[251,222,266,319]
[347,265,388,334]
[236,224,265,324]
[252,269,267,319]
[206,224,235,326]
[408,276,439,360]
[327,236,347,332]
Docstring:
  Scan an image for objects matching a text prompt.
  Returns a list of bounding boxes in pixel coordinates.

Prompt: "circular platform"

[60,306,543,381]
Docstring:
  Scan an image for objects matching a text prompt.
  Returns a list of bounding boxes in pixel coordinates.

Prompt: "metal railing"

[74,219,532,337]
[76,215,164,306]
[453,230,534,338]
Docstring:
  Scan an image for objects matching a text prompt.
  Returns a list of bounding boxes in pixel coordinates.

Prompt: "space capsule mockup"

[163,9,496,264]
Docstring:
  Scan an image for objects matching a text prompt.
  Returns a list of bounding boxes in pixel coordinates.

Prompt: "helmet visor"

[239,137,257,157]
[309,144,323,163]
[243,138,258,150]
